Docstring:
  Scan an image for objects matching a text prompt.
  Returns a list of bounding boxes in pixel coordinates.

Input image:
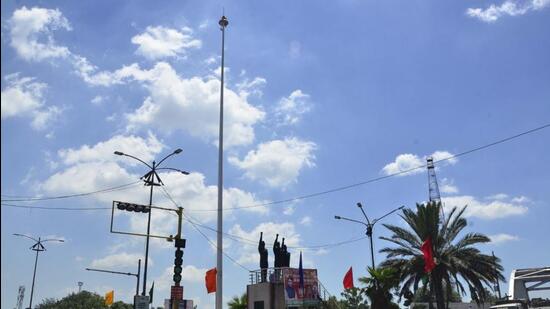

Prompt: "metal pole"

[216,15,228,309]
[143,161,155,296]
[367,225,375,270]
[137,259,141,296]
[29,238,40,309]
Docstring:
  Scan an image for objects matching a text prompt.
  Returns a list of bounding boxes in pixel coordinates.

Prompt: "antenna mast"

[427,157,441,203]
[15,286,25,309]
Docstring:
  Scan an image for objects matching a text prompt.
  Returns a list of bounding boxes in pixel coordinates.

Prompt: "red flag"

[421,237,436,273]
[205,268,217,293]
[343,267,354,289]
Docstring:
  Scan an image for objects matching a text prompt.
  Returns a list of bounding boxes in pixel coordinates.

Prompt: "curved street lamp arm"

[116,152,152,169]
[13,233,38,243]
[41,238,65,243]
[372,206,405,225]
[155,167,190,175]
[357,203,372,225]
[335,215,368,227]
[156,149,182,167]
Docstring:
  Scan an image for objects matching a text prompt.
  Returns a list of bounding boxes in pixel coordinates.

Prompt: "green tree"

[36,291,111,309]
[379,201,504,309]
[359,267,400,309]
[340,287,369,309]
[227,293,247,309]
[320,296,344,309]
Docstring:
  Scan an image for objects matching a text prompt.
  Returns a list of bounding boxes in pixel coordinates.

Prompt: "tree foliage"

[227,293,247,309]
[359,267,400,309]
[35,291,133,309]
[379,201,504,309]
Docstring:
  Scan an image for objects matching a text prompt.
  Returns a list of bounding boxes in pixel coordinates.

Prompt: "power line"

[1,181,141,202]
[160,187,368,251]
[1,203,110,211]
[184,123,550,212]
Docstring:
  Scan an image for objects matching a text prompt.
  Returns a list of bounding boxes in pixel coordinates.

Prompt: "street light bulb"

[174,148,183,154]
[114,151,124,156]
[181,170,190,175]
[357,202,363,208]
[335,216,341,219]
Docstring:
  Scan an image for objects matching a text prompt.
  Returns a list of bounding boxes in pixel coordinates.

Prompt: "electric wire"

[1,203,110,211]
[184,123,550,212]
[1,181,142,202]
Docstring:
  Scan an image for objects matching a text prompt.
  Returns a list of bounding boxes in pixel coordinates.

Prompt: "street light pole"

[13,234,64,309]
[216,14,228,309]
[334,203,404,271]
[86,259,141,296]
[114,149,187,297]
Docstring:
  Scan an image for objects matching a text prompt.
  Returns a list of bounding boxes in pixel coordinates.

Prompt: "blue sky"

[1,1,549,308]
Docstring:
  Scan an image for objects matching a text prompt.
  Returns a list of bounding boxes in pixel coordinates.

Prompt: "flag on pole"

[149,281,154,304]
[205,268,217,293]
[421,236,436,273]
[105,290,114,306]
[298,251,304,290]
[343,267,354,289]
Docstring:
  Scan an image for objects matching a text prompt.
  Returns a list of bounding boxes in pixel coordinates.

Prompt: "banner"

[282,268,320,306]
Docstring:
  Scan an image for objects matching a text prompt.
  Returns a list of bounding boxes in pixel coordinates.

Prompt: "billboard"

[282,268,320,306]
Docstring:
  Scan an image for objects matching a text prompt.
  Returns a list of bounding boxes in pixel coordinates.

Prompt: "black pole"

[143,161,155,296]
[29,239,40,309]
[137,259,141,296]
[367,225,375,270]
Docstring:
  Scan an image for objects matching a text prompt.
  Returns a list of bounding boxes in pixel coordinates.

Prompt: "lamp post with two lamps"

[334,203,404,270]
[13,234,64,309]
[113,148,188,296]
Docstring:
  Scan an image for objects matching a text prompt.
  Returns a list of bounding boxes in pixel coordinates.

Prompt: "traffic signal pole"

[172,207,184,309]
[143,160,155,296]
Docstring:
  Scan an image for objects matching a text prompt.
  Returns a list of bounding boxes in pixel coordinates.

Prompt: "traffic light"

[403,290,414,307]
[173,239,186,285]
[173,247,183,284]
[115,201,150,213]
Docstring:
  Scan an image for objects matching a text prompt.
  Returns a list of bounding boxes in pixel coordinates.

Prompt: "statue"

[258,232,268,282]
[281,238,291,267]
[273,234,281,268]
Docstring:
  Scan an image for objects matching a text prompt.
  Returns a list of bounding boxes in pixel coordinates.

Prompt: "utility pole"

[216,14,229,309]
[13,234,64,309]
[114,149,188,297]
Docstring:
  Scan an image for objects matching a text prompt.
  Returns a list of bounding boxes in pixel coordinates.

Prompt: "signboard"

[134,295,150,309]
[282,268,321,306]
[170,285,183,300]
[164,299,194,309]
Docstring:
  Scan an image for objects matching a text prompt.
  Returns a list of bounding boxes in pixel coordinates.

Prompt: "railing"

[248,267,332,302]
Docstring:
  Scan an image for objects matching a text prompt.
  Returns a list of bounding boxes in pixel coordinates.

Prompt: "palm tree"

[228,293,247,309]
[379,201,504,309]
[359,267,400,309]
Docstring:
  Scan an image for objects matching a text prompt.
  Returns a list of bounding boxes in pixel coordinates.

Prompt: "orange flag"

[205,268,217,293]
[105,290,114,306]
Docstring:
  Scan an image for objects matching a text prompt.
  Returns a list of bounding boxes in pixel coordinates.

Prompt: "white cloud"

[91,252,147,269]
[300,216,312,226]
[275,90,312,126]
[289,40,301,59]
[442,195,528,219]
[57,133,164,166]
[511,196,530,203]
[91,95,105,105]
[228,222,301,266]
[487,193,509,200]
[122,62,265,147]
[440,178,459,194]
[489,233,520,245]
[236,77,267,98]
[131,26,201,60]
[229,138,317,188]
[1,73,61,130]
[283,205,295,215]
[467,0,550,23]
[381,150,457,176]
[8,6,71,61]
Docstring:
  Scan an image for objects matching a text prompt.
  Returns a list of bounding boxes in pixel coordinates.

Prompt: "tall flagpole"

[216,14,228,309]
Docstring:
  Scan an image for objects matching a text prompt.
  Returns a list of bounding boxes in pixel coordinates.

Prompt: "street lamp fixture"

[113,148,187,297]
[334,203,404,270]
[13,234,64,309]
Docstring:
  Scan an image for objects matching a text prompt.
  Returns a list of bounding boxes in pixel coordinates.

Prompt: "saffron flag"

[421,237,436,273]
[343,267,354,289]
[105,290,114,306]
[298,251,304,290]
[205,268,217,293]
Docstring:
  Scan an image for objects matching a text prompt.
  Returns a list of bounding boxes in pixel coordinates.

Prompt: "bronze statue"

[258,232,268,282]
[281,238,291,267]
[273,234,281,268]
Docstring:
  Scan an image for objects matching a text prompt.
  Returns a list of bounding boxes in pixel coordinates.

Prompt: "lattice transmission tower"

[427,157,445,220]
[15,286,25,309]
